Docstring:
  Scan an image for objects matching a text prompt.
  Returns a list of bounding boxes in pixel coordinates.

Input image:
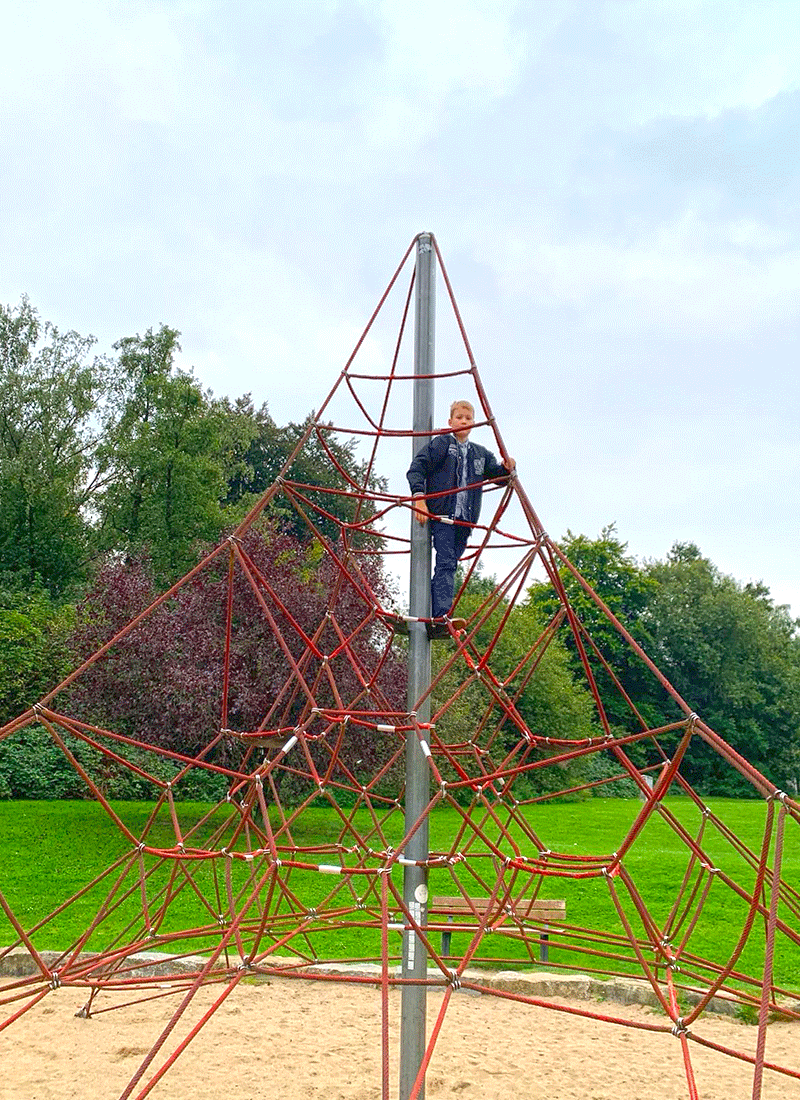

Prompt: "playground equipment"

[1,234,798,1100]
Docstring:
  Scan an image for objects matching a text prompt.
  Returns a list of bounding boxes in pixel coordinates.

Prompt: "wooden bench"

[430,896,566,962]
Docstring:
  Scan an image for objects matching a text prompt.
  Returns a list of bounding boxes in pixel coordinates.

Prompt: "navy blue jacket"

[406,433,511,525]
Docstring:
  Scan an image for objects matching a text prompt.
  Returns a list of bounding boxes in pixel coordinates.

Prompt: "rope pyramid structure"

[1,234,799,1099]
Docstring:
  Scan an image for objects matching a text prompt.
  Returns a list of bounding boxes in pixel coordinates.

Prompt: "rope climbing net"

[1,234,798,1100]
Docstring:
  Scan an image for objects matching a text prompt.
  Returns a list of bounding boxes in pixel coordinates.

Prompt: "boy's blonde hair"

[449,400,474,418]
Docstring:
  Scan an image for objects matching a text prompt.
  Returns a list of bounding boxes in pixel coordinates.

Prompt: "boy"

[406,400,515,637]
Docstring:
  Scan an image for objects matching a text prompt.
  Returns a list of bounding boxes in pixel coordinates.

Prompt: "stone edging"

[4,948,797,1019]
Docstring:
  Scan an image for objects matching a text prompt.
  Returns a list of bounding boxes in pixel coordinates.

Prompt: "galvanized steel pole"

[399,233,435,1100]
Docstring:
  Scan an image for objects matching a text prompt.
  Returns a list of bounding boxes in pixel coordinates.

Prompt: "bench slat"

[431,895,567,963]
[431,896,565,920]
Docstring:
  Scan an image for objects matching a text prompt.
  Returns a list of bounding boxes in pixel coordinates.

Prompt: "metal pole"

[399,233,435,1100]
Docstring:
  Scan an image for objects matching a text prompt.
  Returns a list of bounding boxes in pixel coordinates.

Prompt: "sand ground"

[1,977,799,1099]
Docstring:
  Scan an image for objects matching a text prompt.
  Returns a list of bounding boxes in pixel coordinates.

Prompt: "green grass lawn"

[1,797,797,998]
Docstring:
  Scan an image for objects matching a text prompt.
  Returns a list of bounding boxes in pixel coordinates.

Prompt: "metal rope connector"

[671,1018,690,1038]
[448,969,462,990]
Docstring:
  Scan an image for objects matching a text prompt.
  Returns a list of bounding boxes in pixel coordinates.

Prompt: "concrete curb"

[2,947,776,1018]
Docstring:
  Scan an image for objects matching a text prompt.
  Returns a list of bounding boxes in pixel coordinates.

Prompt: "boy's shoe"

[426,616,467,640]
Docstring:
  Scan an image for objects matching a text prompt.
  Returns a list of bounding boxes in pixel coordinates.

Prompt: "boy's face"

[449,405,474,442]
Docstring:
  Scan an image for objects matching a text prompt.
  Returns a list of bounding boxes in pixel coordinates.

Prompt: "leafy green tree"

[218,396,384,546]
[645,543,800,794]
[0,297,108,595]
[527,526,662,733]
[526,528,800,795]
[0,581,74,728]
[432,578,601,798]
[96,326,226,581]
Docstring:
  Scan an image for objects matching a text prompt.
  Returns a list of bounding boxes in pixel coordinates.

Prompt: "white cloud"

[341,0,531,154]
[494,210,800,338]
[374,0,529,99]
[0,3,192,123]
[597,0,800,122]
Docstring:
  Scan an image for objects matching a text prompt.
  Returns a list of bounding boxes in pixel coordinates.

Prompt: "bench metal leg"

[442,916,454,956]
[540,929,549,963]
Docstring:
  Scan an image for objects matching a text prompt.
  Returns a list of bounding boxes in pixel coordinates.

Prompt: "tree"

[64,524,407,798]
[0,297,108,595]
[432,575,602,798]
[0,580,74,727]
[527,526,663,733]
[645,543,800,794]
[0,578,78,799]
[95,326,227,581]
[217,396,385,547]
[526,528,800,795]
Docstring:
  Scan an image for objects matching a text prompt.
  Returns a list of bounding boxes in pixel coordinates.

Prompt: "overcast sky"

[2,1,799,615]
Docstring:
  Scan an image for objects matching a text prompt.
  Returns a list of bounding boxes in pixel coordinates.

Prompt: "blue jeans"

[430,520,470,618]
